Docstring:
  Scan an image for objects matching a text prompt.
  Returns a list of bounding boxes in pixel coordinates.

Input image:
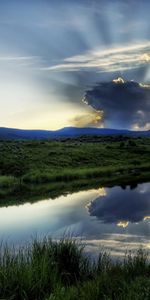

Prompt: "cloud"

[88,184,150,226]
[133,123,150,131]
[70,110,104,127]
[141,53,150,62]
[83,77,150,129]
[0,56,37,61]
[0,55,40,70]
[41,41,150,73]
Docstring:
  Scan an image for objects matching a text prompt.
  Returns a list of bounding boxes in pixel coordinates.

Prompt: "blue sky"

[0,0,150,129]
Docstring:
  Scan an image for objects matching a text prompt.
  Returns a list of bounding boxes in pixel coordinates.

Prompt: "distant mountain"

[0,127,55,140]
[0,126,150,140]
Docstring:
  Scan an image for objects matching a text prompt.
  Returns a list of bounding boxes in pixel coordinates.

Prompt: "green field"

[0,238,149,300]
[0,136,150,202]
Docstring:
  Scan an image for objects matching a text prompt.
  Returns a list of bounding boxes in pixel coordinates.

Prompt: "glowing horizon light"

[0,0,150,130]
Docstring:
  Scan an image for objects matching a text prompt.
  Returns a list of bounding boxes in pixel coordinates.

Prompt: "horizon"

[0,0,150,130]
[0,125,150,133]
[0,1,150,296]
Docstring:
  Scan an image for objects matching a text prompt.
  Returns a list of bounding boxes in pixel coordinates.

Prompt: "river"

[0,182,149,258]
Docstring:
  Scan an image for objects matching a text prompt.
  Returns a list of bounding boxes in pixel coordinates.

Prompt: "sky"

[0,0,150,130]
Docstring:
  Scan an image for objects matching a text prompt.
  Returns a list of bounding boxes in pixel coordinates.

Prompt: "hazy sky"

[0,0,150,130]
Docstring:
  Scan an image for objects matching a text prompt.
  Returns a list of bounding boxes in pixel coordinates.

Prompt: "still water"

[0,182,150,257]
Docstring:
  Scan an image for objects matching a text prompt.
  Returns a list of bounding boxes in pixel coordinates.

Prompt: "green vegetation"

[0,238,149,300]
[0,138,150,299]
[0,136,150,201]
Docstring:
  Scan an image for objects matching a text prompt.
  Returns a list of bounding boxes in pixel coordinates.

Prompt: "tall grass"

[1,166,150,205]
[1,137,150,200]
[23,163,150,184]
[0,175,15,187]
[0,238,149,300]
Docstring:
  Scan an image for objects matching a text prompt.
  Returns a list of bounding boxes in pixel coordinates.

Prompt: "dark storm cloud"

[83,78,150,129]
[1,0,150,129]
[88,184,150,225]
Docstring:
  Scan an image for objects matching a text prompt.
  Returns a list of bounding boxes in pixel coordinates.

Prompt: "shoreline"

[0,166,150,206]
[0,137,150,205]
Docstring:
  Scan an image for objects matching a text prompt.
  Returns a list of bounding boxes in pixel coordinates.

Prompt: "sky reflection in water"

[0,183,149,257]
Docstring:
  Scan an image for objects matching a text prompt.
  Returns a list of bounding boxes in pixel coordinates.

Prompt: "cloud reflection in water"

[88,183,150,227]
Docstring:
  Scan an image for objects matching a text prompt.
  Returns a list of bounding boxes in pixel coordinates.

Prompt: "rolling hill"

[0,126,150,140]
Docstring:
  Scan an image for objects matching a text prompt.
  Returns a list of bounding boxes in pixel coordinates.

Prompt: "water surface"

[0,182,150,257]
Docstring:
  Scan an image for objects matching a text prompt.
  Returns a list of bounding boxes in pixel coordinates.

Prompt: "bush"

[0,175,14,188]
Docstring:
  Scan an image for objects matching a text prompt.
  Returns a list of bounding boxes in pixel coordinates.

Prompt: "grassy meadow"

[0,135,150,202]
[0,238,149,300]
[0,138,150,298]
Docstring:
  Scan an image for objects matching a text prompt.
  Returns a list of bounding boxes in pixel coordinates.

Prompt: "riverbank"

[0,168,150,206]
[0,136,150,203]
[0,238,149,300]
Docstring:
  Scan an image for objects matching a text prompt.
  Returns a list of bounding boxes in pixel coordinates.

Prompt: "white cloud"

[42,41,150,73]
[0,56,36,61]
[133,123,150,131]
